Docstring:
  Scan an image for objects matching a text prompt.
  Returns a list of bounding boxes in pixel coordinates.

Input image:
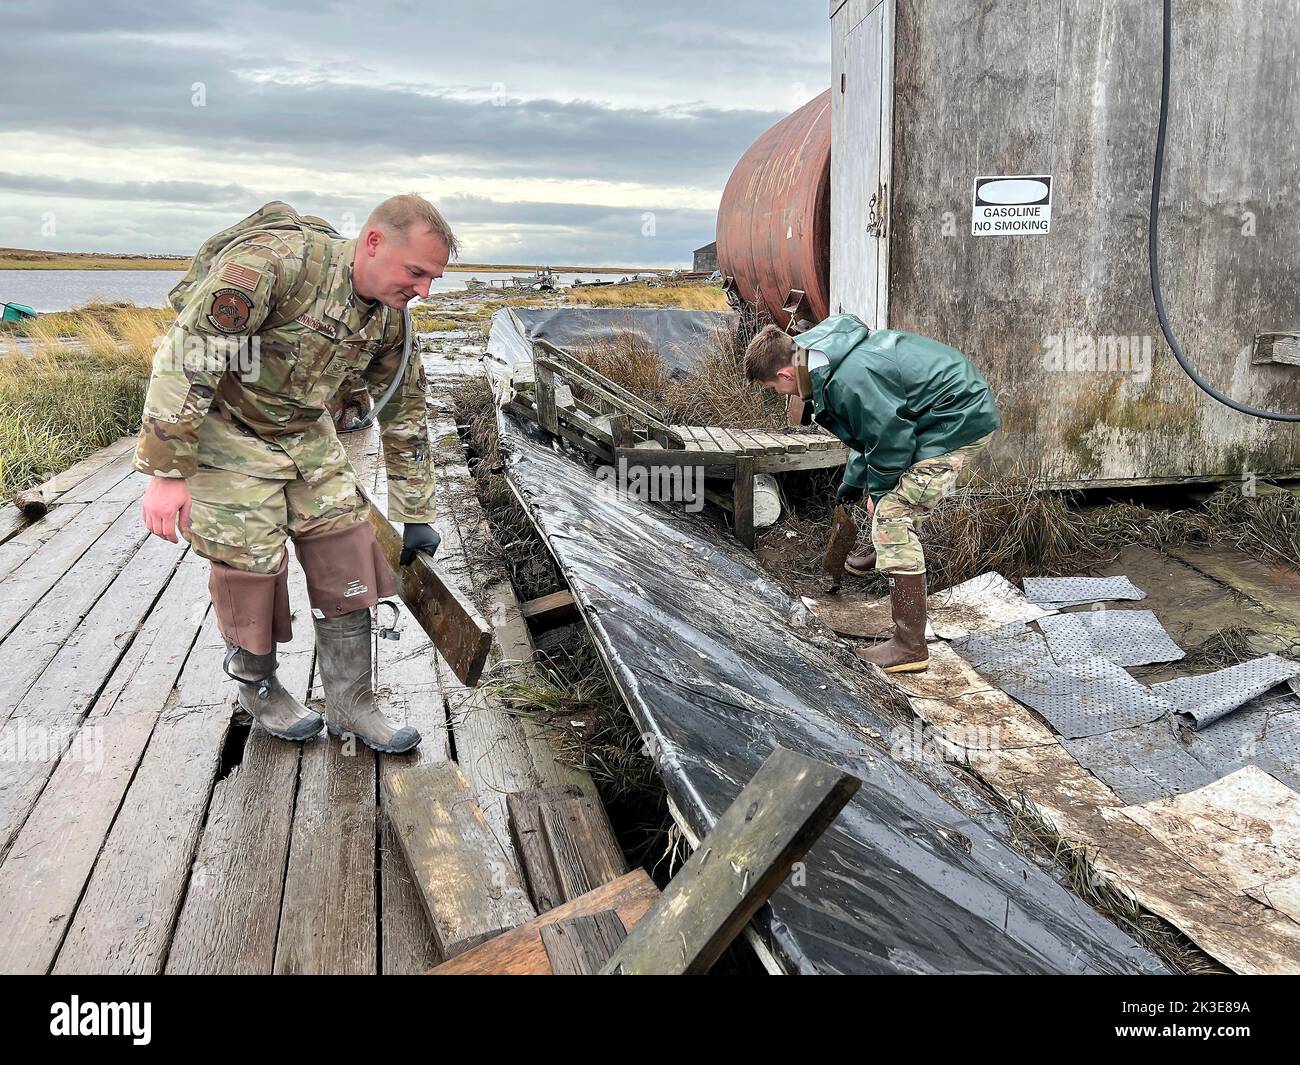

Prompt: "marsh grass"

[568,281,728,311]
[0,305,166,498]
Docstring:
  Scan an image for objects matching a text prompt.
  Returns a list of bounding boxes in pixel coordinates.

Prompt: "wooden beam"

[359,484,493,687]
[534,359,559,435]
[382,762,537,959]
[540,911,628,975]
[519,589,578,628]
[601,747,860,975]
[426,870,660,975]
[733,455,755,549]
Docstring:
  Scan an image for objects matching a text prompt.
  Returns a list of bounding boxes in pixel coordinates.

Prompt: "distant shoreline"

[0,248,671,274]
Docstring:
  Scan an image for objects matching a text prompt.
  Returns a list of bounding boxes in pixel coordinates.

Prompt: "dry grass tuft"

[567,322,786,430]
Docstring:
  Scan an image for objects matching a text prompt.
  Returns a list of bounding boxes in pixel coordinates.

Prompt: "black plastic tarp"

[486,309,1166,974]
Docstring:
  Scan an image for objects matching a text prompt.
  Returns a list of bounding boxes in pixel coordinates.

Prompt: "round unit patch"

[208,288,254,333]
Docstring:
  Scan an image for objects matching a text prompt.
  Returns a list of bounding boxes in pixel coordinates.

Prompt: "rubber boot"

[845,549,877,575]
[313,608,421,754]
[224,642,324,742]
[856,572,929,673]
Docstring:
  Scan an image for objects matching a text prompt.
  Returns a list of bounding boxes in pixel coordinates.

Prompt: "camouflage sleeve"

[132,243,284,478]
[363,320,437,523]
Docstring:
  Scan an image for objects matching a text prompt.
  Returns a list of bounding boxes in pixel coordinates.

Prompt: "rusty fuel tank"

[717,90,830,334]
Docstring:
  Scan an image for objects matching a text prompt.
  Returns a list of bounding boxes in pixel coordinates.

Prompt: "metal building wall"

[832,0,1300,485]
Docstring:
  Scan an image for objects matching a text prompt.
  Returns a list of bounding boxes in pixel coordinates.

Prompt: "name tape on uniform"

[971,175,1052,236]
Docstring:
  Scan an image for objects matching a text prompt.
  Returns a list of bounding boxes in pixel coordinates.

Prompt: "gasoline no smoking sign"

[972,175,1052,236]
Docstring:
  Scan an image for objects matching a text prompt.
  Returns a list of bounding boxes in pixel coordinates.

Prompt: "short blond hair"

[366,194,460,257]
[743,324,797,383]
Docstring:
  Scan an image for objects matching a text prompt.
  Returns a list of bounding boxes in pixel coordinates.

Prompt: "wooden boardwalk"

[0,350,590,974]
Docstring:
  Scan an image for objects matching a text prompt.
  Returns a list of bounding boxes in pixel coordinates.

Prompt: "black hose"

[1150,0,1300,420]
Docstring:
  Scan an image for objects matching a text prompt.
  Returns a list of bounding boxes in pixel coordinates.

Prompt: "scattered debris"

[1152,655,1300,729]
[1022,575,1148,609]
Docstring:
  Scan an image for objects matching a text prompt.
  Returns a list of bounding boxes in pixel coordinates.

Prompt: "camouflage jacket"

[133,228,436,522]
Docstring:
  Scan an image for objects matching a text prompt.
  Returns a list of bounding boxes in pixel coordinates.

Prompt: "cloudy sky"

[0,1,830,267]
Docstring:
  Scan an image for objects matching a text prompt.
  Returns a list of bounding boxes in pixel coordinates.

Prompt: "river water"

[0,269,642,313]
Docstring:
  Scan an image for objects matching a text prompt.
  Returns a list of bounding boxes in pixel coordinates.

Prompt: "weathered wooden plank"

[322,424,452,973]
[0,509,27,548]
[382,762,536,959]
[163,565,317,975]
[733,455,756,549]
[424,360,596,883]
[0,531,187,861]
[534,359,560,435]
[507,784,586,913]
[0,502,85,583]
[553,380,576,412]
[754,449,847,474]
[520,590,578,628]
[360,483,492,687]
[540,910,627,975]
[427,869,660,976]
[57,452,142,507]
[0,553,209,973]
[505,397,614,463]
[0,486,138,642]
[602,747,860,975]
[541,796,628,902]
[273,736,378,974]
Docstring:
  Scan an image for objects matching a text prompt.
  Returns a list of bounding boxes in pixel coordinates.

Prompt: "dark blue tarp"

[487,309,1166,974]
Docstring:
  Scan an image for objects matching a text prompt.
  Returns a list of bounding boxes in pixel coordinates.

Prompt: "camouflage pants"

[869,433,994,575]
[187,463,367,574]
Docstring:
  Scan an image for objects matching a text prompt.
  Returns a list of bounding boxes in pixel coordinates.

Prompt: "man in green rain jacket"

[744,314,1000,673]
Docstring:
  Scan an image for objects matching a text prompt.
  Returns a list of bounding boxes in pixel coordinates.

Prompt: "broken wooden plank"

[508,785,586,913]
[520,590,578,628]
[381,762,537,959]
[360,483,492,687]
[542,796,628,902]
[507,786,625,913]
[427,869,660,975]
[540,911,627,975]
[601,746,860,975]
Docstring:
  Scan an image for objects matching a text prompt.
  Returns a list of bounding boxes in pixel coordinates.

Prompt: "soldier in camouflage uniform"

[136,196,455,752]
[744,315,1001,675]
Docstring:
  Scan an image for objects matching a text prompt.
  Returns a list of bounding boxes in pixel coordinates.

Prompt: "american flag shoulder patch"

[217,260,263,290]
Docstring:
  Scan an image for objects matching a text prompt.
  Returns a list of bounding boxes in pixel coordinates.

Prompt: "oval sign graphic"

[979,178,1049,205]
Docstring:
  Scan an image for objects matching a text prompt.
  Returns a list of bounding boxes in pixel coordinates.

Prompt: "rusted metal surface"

[717,90,831,333]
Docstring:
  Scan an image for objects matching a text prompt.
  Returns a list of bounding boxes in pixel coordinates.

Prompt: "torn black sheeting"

[485,309,1165,975]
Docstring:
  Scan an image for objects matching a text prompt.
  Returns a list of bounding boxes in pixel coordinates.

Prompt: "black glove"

[836,481,865,505]
[400,522,441,566]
